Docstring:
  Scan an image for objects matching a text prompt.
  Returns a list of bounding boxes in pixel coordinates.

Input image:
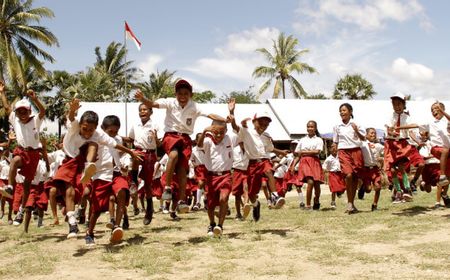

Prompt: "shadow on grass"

[255,228,292,237]
[149,226,182,233]
[172,231,245,246]
[391,206,431,216]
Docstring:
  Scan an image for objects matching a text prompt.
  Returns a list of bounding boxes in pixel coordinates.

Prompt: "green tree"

[69,68,118,102]
[305,93,329,99]
[333,74,376,100]
[253,32,316,99]
[138,69,175,100]
[0,0,59,91]
[192,90,215,103]
[218,87,260,104]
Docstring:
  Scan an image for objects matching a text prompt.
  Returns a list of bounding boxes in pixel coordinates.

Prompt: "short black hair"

[139,103,152,112]
[79,111,99,126]
[101,115,121,129]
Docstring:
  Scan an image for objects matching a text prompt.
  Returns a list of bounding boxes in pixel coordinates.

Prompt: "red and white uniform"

[192,146,207,183]
[202,134,233,209]
[274,156,289,197]
[322,155,346,193]
[231,143,249,197]
[419,140,440,186]
[333,120,365,175]
[9,111,43,181]
[360,141,383,187]
[295,135,324,183]
[237,124,274,198]
[26,160,48,210]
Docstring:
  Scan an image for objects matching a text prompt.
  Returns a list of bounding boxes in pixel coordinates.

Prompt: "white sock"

[196,189,203,204]
[271,191,279,197]
[298,192,304,203]
[18,206,23,213]
[67,211,77,225]
[440,175,447,179]
[164,186,171,190]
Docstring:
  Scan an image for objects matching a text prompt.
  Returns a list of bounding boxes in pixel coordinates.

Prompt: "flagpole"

[124,20,128,135]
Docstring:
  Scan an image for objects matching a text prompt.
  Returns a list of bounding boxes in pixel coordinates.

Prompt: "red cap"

[175,79,192,93]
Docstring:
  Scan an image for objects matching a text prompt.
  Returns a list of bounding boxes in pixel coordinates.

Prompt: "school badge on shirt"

[186,118,192,126]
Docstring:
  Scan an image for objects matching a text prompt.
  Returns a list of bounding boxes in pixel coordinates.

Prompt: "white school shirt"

[120,153,132,172]
[202,134,234,172]
[63,119,117,158]
[47,149,66,178]
[332,120,365,149]
[128,119,159,150]
[159,154,169,170]
[191,146,206,167]
[385,112,412,140]
[93,136,121,182]
[419,141,439,165]
[232,144,249,170]
[294,135,323,156]
[273,156,289,178]
[361,141,384,167]
[9,112,43,149]
[156,98,208,135]
[16,172,24,184]
[322,155,341,172]
[419,117,449,148]
[31,160,48,185]
[188,161,195,179]
[153,160,163,179]
[237,125,274,160]
[0,159,10,180]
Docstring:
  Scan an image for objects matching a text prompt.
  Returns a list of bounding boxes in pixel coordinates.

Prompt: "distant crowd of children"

[0,79,449,246]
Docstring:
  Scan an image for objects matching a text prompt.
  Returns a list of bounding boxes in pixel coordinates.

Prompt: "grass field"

[0,189,449,280]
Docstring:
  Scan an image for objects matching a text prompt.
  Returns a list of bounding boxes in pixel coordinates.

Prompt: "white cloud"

[294,0,433,35]
[138,54,163,77]
[391,58,434,83]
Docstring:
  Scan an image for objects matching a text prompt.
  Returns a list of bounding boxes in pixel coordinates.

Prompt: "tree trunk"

[282,79,286,99]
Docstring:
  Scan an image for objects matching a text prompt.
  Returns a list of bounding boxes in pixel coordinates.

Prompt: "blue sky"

[35,0,450,100]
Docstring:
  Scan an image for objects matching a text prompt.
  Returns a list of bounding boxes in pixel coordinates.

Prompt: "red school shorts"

[206,172,232,210]
[162,132,192,170]
[231,168,248,197]
[360,166,382,189]
[338,148,363,176]
[136,149,157,192]
[422,163,440,186]
[194,164,207,183]
[13,147,40,182]
[328,171,346,193]
[297,156,324,183]
[151,178,163,199]
[12,183,24,212]
[431,146,450,177]
[90,174,129,213]
[247,159,272,199]
[26,183,48,211]
[275,177,287,197]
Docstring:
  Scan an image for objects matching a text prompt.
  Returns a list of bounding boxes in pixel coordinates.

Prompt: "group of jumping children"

[0,79,449,246]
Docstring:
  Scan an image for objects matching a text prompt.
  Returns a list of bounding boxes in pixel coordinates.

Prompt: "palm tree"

[333,74,376,100]
[253,33,316,99]
[94,41,140,99]
[138,69,176,100]
[0,0,58,91]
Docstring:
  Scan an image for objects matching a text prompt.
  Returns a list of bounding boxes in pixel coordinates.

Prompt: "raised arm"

[351,123,366,141]
[197,125,214,148]
[0,81,11,116]
[227,98,240,133]
[67,98,81,122]
[135,90,158,108]
[26,89,46,119]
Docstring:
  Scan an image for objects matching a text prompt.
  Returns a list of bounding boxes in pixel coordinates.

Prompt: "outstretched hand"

[69,98,81,112]
[135,90,144,101]
[228,98,236,113]
[25,89,37,100]
[241,117,251,128]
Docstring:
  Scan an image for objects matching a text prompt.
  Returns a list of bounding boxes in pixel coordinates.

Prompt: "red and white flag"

[125,21,141,50]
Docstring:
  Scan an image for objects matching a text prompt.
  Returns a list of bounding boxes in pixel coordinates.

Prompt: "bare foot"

[50,219,60,226]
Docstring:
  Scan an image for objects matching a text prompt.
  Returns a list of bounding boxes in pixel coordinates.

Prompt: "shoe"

[227,208,231,216]
[162,187,172,201]
[0,186,13,199]
[162,206,169,214]
[37,217,44,228]
[7,219,12,225]
[133,207,140,216]
[434,202,443,209]
[357,186,365,199]
[203,198,208,210]
[392,192,403,204]
[410,181,417,193]
[420,182,425,192]
[242,203,252,220]
[312,202,320,210]
[438,176,449,187]
[13,211,24,226]
[235,214,244,221]
[80,162,97,184]
[106,218,115,229]
[78,213,86,225]
[402,192,413,202]
[192,203,201,211]
[67,224,79,239]
[213,225,223,237]
[143,198,153,225]
[345,204,358,214]
[122,215,129,230]
[207,223,215,237]
[252,200,261,222]
[299,202,305,208]
[170,212,180,221]
[110,226,124,243]
[32,210,38,220]
[371,204,377,211]
[176,200,189,214]
[330,201,336,209]
[85,233,95,246]
[304,206,312,211]
[441,195,450,208]
[271,193,285,209]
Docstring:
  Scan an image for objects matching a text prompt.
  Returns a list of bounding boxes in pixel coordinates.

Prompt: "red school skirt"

[297,156,324,183]
[328,171,346,193]
[338,148,363,176]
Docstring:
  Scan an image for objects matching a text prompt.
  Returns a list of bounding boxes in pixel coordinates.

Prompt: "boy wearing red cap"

[135,79,226,214]
[0,81,46,228]
[228,99,287,222]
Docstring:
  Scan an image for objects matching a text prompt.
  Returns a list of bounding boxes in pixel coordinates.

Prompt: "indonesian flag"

[125,21,141,50]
